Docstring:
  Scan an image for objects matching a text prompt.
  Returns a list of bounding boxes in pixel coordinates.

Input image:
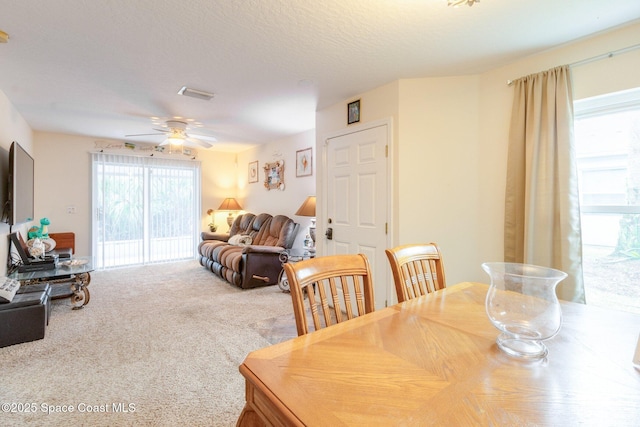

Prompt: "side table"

[9,257,94,310]
[277,248,315,292]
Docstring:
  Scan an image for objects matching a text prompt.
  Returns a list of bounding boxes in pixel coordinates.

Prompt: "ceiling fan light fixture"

[128,119,215,149]
[178,86,215,101]
[165,133,185,145]
[448,0,479,6]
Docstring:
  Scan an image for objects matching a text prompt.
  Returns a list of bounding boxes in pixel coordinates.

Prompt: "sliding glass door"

[92,153,201,269]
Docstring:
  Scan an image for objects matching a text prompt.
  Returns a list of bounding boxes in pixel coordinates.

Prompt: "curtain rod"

[506,43,640,86]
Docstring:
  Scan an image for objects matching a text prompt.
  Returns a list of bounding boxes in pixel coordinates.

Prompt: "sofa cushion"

[249,213,272,239]
[230,213,256,236]
[254,215,295,247]
[200,231,231,242]
[198,239,228,259]
[219,246,244,270]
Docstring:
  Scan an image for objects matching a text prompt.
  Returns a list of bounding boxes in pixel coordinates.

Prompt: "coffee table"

[9,257,94,310]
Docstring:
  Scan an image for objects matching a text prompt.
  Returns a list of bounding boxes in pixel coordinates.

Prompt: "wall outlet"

[66,205,77,214]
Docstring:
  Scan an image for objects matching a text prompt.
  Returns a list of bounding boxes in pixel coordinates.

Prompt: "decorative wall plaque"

[264,160,285,191]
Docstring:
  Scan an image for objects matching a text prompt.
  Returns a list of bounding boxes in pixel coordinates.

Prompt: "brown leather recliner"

[198,213,298,288]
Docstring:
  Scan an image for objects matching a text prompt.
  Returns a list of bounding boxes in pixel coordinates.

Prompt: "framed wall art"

[296,147,313,177]
[264,160,285,191]
[248,161,259,183]
[348,99,360,124]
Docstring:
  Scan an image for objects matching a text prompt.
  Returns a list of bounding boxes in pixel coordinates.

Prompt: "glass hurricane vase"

[482,262,567,359]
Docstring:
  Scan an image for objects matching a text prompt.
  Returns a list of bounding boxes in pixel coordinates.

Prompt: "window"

[575,88,640,314]
[92,153,201,269]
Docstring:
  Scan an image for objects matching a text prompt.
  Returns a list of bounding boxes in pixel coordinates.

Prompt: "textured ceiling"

[1,0,639,152]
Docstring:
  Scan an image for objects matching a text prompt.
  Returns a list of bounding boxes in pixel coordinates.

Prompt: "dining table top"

[238,282,640,426]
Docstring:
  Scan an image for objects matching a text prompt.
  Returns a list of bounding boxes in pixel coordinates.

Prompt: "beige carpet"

[0,260,298,427]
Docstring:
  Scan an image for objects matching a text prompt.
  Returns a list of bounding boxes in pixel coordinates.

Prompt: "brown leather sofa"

[198,213,298,289]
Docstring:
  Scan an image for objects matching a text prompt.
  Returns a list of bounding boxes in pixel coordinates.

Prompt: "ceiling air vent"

[178,86,215,101]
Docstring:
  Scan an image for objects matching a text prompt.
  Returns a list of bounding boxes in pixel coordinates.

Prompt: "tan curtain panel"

[504,65,585,303]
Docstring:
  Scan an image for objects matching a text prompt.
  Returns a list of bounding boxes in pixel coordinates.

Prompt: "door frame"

[319,118,395,306]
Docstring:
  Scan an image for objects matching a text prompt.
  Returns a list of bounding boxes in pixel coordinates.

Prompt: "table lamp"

[218,198,243,231]
[295,196,316,252]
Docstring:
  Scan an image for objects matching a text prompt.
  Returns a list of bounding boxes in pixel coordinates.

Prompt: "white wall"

[0,90,33,276]
[316,75,485,287]
[30,129,316,257]
[397,75,482,285]
[33,132,242,256]
[315,81,399,256]
[33,133,93,256]
[236,129,316,248]
[4,21,639,278]
[476,21,640,280]
[199,148,244,232]
[316,21,640,288]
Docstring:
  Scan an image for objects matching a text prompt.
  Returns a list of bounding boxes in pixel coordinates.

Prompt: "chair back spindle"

[385,243,446,303]
[284,254,375,336]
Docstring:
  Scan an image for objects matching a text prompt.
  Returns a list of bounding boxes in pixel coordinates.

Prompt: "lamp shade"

[295,196,316,217]
[217,198,242,211]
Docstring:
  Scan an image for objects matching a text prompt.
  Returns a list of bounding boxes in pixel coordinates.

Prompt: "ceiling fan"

[125,119,217,149]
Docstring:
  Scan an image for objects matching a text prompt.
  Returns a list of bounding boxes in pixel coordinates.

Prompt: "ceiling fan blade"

[125,120,215,149]
[125,132,166,137]
[186,137,213,148]
[187,132,217,141]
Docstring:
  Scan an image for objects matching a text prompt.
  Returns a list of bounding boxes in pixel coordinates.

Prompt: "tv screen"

[8,141,34,226]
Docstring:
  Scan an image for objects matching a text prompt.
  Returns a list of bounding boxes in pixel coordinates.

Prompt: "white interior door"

[324,123,390,308]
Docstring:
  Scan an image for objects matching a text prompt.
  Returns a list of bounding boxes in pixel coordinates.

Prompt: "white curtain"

[504,65,585,303]
[91,153,201,269]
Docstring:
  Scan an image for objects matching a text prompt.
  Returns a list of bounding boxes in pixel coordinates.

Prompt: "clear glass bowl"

[482,262,567,359]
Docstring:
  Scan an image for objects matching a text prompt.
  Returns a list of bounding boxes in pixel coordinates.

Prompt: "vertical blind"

[91,152,201,269]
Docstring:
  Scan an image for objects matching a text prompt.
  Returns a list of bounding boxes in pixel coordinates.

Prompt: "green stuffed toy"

[28,217,50,240]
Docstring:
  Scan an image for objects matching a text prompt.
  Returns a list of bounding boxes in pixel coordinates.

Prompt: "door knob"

[325,228,333,240]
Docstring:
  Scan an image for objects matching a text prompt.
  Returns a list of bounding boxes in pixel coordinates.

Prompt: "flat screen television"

[8,141,35,226]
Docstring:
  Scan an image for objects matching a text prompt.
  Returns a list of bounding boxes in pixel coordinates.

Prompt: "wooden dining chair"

[385,243,446,303]
[283,254,375,336]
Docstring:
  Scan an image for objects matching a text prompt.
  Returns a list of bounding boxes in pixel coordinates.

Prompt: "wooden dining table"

[236,282,640,426]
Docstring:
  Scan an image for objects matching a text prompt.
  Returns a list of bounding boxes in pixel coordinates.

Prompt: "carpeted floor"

[0,260,298,426]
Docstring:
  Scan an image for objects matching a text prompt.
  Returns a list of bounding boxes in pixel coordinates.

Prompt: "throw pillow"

[0,277,21,303]
[229,234,253,246]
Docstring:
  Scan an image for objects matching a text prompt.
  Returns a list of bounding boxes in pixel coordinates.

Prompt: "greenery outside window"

[91,153,201,269]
